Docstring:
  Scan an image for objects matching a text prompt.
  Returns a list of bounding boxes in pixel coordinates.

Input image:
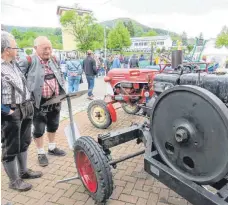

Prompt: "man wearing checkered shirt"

[1,31,42,191]
[19,36,66,167]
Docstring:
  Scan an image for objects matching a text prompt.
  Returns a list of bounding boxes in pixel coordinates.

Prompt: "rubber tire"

[122,103,141,114]
[74,136,113,203]
[87,100,112,129]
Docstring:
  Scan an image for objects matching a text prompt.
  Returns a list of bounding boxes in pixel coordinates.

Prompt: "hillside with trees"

[3,25,63,49]
[100,18,180,38]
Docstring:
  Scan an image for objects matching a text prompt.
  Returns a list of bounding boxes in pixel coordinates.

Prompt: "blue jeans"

[86,75,95,97]
[68,76,81,93]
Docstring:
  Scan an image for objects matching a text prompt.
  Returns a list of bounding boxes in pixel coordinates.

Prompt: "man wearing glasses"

[1,31,42,191]
[19,36,66,167]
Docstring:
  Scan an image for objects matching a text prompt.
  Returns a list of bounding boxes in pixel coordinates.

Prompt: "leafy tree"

[187,44,194,53]
[216,26,228,47]
[25,49,33,55]
[156,48,161,53]
[11,29,23,40]
[133,23,144,37]
[125,21,135,37]
[60,11,104,51]
[142,30,158,37]
[171,34,181,41]
[107,21,131,51]
[11,28,62,49]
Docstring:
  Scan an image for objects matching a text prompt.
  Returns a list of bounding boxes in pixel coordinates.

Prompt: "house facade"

[56,4,92,51]
[126,35,173,52]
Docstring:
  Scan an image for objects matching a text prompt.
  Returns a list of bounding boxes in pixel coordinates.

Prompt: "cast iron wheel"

[74,136,113,203]
[87,100,112,129]
[150,85,228,185]
[122,103,140,114]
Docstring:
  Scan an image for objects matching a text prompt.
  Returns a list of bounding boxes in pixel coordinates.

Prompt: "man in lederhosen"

[19,36,66,167]
[1,31,42,191]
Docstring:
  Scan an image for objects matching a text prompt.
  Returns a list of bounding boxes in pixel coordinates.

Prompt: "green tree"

[25,49,33,55]
[142,29,158,37]
[107,21,131,51]
[125,21,135,37]
[187,44,194,53]
[216,26,228,47]
[60,11,104,51]
[11,29,23,40]
[133,23,144,37]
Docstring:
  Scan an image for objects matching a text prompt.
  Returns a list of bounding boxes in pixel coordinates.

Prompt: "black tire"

[122,103,140,114]
[74,136,113,203]
[87,100,112,129]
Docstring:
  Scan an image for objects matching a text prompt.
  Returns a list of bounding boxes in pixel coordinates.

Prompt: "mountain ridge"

[100,18,179,37]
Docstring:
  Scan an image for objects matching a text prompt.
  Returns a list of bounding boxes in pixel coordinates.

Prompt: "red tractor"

[87,68,160,129]
[87,62,211,129]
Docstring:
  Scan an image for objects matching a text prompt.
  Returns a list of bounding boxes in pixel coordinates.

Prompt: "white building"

[126,35,173,52]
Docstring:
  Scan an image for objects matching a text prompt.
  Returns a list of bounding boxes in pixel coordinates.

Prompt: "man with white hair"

[1,31,42,191]
[19,36,66,167]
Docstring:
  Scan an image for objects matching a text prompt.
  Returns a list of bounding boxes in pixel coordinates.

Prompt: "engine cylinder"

[171,50,183,69]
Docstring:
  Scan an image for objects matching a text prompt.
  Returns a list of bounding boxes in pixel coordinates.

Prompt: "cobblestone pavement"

[1,107,193,205]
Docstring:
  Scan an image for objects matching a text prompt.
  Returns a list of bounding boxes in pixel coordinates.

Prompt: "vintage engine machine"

[38,59,228,204]
[64,68,228,205]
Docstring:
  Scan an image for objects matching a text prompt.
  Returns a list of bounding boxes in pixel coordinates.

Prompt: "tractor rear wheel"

[122,103,140,114]
[74,136,113,203]
[87,100,112,129]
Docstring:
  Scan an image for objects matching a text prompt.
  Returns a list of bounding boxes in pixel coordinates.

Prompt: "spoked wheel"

[87,100,112,129]
[150,85,228,184]
[74,136,113,203]
[122,102,140,114]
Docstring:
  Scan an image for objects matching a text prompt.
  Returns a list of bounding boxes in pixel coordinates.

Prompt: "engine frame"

[97,122,228,205]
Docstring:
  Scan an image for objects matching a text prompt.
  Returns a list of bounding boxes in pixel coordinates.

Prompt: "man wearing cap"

[1,31,42,191]
[82,50,97,100]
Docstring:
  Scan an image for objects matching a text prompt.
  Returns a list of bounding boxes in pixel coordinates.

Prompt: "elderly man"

[19,36,66,167]
[1,31,42,191]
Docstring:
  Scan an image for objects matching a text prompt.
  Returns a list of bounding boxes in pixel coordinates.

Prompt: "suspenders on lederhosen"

[1,72,27,107]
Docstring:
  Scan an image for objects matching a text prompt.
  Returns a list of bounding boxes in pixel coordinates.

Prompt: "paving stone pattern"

[1,108,194,205]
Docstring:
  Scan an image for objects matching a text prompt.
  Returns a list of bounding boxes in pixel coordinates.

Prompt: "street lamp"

[150,42,155,65]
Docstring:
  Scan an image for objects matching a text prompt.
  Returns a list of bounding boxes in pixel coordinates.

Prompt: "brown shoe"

[9,178,32,192]
[21,169,43,179]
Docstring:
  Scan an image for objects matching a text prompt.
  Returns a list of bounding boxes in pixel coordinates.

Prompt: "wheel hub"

[76,151,98,193]
[91,106,106,125]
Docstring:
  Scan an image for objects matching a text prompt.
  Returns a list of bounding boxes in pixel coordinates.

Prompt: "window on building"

[135,43,138,46]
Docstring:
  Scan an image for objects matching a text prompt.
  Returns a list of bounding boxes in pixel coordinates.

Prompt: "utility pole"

[104,26,107,60]
[150,42,154,65]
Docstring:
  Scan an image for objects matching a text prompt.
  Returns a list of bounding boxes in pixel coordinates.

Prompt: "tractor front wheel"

[74,136,113,203]
[87,100,112,129]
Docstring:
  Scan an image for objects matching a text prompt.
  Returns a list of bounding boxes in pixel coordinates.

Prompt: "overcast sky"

[1,0,228,39]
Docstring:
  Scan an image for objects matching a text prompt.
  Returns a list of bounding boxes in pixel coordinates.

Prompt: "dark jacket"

[129,58,139,68]
[82,56,97,76]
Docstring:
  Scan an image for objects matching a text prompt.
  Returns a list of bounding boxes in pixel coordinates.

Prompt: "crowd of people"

[58,52,149,99]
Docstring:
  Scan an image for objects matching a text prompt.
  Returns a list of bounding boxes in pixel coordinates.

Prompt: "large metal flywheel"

[150,85,228,184]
